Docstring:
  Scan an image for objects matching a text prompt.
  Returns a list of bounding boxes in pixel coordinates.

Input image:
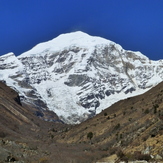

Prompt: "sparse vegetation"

[104,112,107,116]
[144,108,149,114]
[153,103,159,114]
[123,111,126,115]
[114,123,120,130]
[87,132,93,140]
[0,131,7,138]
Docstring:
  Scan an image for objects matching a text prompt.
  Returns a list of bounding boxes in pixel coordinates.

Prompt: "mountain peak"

[18,31,113,58]
[59,31,91,37]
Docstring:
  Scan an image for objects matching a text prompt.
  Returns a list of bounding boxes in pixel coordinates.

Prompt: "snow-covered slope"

[0,31,163,123]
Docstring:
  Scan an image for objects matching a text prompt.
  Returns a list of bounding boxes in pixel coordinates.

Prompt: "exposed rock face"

[0,31,163,123]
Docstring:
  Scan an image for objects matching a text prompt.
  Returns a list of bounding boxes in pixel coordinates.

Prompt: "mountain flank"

[0,31,163,124]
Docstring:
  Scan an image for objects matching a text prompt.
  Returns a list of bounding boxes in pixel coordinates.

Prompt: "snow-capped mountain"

[0,31,163,124]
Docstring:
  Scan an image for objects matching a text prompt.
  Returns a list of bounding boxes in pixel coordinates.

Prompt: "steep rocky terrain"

[0,31,163,124]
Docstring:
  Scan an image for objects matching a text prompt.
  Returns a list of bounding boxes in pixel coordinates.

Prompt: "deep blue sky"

[0,0,163,60]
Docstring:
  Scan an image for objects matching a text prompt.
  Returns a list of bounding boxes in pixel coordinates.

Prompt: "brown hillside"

[0,81,163,162]
[0,81,43,139]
